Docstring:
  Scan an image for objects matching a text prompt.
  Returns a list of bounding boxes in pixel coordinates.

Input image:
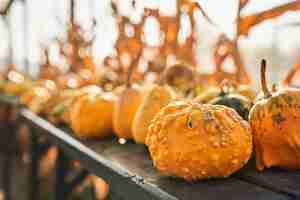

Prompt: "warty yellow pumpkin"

[146,101,253,181]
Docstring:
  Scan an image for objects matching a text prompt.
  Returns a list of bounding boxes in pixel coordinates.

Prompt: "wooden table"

[1,95,300,200]
[21,109,300,200]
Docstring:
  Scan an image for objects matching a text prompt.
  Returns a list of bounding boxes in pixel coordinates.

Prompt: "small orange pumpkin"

[70,92,115,139]
[113,53,142,140]
[48,85,103,124]
[163,63,195,96]
[146,101,252,181]
[249,60,300,171]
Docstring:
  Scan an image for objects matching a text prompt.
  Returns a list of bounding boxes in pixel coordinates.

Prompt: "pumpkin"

[195,81,253,120]
[163,63,195,96]
[70,92,115,139]
[249,60,300,171]
[132,83,174,144]
[113,85,141,139]
[208,82,253,120]
[209,94,252,120]
[146,101,253,181]
[113,53,142,140]
[195,81,255,103]
[48,85,103,124]
[131,65,186,144]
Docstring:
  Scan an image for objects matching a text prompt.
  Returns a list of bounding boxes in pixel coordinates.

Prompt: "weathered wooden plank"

[155,178,291,200]
[21,109,177,200]
[235,158,300,198]
[87,139,294,200]
[20,109,293,200]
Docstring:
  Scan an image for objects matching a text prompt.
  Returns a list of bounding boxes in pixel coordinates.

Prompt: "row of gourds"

[1,60,300,181]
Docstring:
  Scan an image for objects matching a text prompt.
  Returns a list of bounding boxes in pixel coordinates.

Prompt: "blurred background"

[0,0,300,88]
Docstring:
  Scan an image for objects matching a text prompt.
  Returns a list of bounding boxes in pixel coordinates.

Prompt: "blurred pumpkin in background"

[131,65,181,144]
[70,92,115,139]
[113,53,142,140]
[48,85,103,124]
[163,63,195,97]
[195,80,254,120]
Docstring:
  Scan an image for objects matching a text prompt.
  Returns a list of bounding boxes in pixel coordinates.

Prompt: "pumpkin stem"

[126,51,142,88]
[260,59,271,98]
[158,66,170,86]
[272,83,278,93]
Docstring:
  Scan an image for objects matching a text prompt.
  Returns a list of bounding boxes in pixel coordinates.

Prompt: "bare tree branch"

[239,0,300,36]
[277,21,300,28]
[0,0,14,15]
[239,0,250,10]
[213,34,250,83]
[212,0,252,84]
[283,67,298,85]
[214,34,231,72]
[194,3,217,27]
[283,61,300,85]
[70,0,74,25]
